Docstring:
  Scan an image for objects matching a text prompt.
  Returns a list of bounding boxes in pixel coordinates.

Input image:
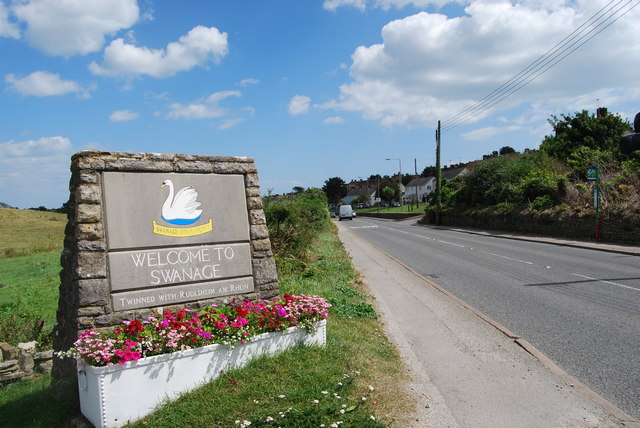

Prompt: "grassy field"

[0,212,413,427]
[357,203,426,215]
[0,208,66,347]
[0,208,66,258]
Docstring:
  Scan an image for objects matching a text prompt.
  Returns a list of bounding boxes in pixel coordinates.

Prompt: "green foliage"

[0,251,60,347]
[264,188,329,272]
[530,195,554,212]
[381,186,395,203]
[540,110,630,164]
[322,177,347,204]
[452,151,567,207]
[566,146,617,178]
[328,299,378,319]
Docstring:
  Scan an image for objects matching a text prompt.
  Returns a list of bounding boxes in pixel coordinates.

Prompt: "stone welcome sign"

[53,151,279,380]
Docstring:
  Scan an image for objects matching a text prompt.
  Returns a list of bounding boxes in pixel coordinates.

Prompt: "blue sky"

[1,0,639,209]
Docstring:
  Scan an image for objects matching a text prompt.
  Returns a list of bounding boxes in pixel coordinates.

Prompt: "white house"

[404,177,436,203]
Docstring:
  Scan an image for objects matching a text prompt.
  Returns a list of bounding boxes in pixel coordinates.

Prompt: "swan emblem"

[160,179,203,225]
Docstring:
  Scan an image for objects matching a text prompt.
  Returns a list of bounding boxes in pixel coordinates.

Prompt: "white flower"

[341,404,347,408]
[339,409,345,414]
[265,416,274,422]
[321,391,328,394]
[368,385,374,391]
[370,415,376,420]
[278,394,286,399]
[361,397,367,401]
[338,382,343,386]
[313,399,319,404]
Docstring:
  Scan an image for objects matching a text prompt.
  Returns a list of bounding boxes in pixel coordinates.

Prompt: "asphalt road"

[340,216,640,421]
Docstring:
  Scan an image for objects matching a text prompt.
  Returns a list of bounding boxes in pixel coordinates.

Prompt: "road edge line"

[348,226,640,427]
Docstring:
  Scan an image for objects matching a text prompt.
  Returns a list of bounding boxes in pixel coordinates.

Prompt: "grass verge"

[0,250,60,347]
[0,224,412,427]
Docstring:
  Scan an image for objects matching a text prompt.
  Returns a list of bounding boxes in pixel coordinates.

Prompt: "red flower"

[236,307,249,317]
[124,320,144,335]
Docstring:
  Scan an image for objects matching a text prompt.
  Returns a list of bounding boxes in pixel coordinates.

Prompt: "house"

[404,176,436,202]
[342,188,377,207]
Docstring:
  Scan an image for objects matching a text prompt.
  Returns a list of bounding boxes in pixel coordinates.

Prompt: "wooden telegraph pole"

[435,120,442,225]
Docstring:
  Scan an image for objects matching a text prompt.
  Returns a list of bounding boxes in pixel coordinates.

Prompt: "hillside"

[0,208,66,258]
[0,202,15,208]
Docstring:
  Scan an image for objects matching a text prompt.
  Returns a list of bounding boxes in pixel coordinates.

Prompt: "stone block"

[175,161,214,173]
[245,174,260,188]
[245,187,260,197]
[252,239,272,252]
[75,184,101,203]
[75,223,104,240]
[0,342,16,360]
[247,197,263,210]
[17,341,37,352]
[250,224,269,240]
[78,171,100,184]
[76,251,107,278]
[249,210,266,225]
[18,350,34,373]
[77,240,107,252]
[76,203,102,223]
[252,258,278,285]
[77,279,109,306]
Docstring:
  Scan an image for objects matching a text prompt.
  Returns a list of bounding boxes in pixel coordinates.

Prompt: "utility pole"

[414,158,418,210]
[435,120,442,225]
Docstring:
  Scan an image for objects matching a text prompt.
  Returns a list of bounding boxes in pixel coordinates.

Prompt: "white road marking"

[481,251,534,264]
[570,273,640,292]
[437,240,466,248]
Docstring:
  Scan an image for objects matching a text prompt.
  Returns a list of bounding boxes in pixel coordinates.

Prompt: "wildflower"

[321,391,328,394]
[368,385,374,391]
[265,416,274,422]
[313,399,319,404]
[278,394,286,399]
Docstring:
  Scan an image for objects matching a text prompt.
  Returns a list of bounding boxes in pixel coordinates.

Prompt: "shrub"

[264,188,330,272]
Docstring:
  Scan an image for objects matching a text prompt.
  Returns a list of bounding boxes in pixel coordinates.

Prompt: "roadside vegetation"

[425,110,640,222]
[0,193,413,427]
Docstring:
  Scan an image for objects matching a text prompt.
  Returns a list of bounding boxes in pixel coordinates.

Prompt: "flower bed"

[58,295,330,428]
[58,294,330,366]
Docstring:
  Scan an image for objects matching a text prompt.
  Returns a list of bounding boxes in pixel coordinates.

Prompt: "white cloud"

[90,26,228,78]
[5,71,92,98]
[460,125,521,141]
[0,136,74,208]
[289,95,311,116]
[218,118,243,130]
[323,0,461,11]
[323,1,640,130]
[239,78,259,87]
[12,0,139,56]
[109,110,139,122]
[0,2,19,38]
[167,90,241,120]
[323,116,346,125]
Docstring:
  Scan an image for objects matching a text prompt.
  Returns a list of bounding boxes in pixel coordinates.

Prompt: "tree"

[322,177,347,204]
[499,146,516,156]
[421,166,436,177]
[292,186,305,194]
[540,110,630,164]
[402,173,413,186]
[381,186,395,204]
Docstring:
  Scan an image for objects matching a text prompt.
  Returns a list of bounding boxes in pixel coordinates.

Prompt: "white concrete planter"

[77,320,326,428]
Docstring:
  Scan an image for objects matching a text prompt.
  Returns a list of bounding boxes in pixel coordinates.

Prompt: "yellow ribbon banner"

[152,219,213,237]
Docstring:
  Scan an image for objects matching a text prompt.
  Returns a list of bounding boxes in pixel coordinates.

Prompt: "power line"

[441,0,639,133]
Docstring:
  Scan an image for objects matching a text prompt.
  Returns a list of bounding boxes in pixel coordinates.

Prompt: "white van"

[338,204,353,221]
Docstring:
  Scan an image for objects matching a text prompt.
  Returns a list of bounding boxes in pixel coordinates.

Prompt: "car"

[352,211,356,218]
[329,211,336,218]
[338,204,353,220]
[392,202,400,207]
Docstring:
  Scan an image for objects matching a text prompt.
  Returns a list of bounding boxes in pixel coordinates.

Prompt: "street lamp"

[386,158,402,206]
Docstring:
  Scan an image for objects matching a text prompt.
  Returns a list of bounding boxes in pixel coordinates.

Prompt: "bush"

[263,188,330,273]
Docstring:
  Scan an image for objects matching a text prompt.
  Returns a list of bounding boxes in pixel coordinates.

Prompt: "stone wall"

[53,151,279,381]
[0,342,53,383]
[421,211,640,245]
